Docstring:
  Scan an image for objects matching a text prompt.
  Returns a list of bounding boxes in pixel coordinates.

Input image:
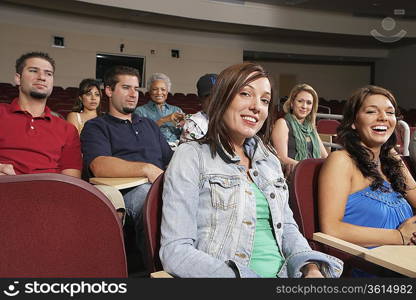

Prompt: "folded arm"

[90,156,162,183]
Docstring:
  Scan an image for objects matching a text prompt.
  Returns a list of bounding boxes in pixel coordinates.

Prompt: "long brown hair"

[204,62,276,157]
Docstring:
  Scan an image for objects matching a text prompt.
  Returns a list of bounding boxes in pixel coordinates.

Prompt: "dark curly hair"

[337,85,407,196]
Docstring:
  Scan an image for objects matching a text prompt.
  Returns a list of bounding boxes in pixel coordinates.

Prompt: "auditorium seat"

[328,99,344,115]
[143,173,165,274]
[65,87,79,98]
[316,119,340,135]
[173,92,186,100]
[185,93,198,102]
[0,173,128,278]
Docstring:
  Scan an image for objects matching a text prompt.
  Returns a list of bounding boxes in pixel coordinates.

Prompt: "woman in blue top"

[135,73,184,144]
[160,62,343,278]
[319,85,416,249]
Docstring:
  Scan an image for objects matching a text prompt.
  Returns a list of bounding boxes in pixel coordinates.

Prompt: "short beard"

[30,91,48,99]
[122,107,135,114]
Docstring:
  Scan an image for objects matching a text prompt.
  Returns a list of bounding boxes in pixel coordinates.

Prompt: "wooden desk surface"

[365,246,416,278]
[313,232,416,277]
[89,177,148,190]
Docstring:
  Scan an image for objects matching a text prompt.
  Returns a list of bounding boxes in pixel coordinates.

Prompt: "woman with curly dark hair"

[318,85,416,251]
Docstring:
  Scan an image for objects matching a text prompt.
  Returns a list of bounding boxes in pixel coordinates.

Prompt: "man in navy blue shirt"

[81,65,173,270]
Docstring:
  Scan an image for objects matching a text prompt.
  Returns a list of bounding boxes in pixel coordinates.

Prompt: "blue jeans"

[122,183,151,264]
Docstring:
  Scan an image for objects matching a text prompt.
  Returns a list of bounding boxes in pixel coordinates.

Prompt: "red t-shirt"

[0,98,82,174]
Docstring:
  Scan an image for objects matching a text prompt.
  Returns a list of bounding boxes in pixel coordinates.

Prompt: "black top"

[81,113,173,177]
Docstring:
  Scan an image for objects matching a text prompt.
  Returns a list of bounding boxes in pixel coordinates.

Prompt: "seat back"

[0,173,127,278]
[143,173,165,273]
[316,119,340,135]
[289,158,324,249]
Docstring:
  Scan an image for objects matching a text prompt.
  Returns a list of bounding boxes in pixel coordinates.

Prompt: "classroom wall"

[375,44,416,110]
[0,2,388,95]
[0,3,242,93]
[257,61,371,101]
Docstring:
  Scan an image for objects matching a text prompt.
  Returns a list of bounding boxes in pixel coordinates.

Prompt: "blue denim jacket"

[160,136,343,278]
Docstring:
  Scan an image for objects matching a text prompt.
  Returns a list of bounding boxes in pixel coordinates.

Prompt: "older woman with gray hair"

[135,73,184,145]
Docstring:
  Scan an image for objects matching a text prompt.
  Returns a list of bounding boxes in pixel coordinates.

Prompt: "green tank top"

[248,183,284,277]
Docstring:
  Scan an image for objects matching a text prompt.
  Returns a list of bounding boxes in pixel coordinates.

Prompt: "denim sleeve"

[160,143,258,278]
[80,120,112,175]
[278,191,343,278]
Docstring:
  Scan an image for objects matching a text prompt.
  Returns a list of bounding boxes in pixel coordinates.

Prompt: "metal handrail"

[316,113,342,120]
[398,120,410,156]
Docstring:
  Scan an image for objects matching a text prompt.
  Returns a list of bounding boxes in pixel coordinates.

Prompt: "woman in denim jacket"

[160,62,343,278]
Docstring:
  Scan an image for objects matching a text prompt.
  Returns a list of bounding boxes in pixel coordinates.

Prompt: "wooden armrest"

[313,232,368,256]
[150,271,173,278]
[89,177,148,190]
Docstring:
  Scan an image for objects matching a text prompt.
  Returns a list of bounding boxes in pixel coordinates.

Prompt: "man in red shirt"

[0,52,81,176]
[0,52,126,222]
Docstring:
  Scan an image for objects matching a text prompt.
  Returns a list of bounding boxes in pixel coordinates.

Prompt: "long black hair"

[337,85,406,196]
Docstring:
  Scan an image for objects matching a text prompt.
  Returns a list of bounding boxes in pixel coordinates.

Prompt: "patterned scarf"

[285,113,321,160]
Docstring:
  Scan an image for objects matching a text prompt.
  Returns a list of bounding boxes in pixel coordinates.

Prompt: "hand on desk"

[398,215,416,245]
[407,232,416,245]
[144,164,163,183]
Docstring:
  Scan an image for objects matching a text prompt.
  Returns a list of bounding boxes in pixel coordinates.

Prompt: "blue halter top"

[343,181,412,229]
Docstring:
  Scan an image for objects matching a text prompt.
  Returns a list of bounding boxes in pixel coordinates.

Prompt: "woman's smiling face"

[353,94,397,150]
[223,75,271,146]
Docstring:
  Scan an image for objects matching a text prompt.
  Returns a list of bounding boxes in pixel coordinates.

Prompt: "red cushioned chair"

[289,158,396,277]
[142,173,165,274]
[0,173,127,278]
[316,119,340,135]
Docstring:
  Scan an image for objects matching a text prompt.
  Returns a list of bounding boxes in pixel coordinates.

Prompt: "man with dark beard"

[0,52,82,176]
[81,65,172,271]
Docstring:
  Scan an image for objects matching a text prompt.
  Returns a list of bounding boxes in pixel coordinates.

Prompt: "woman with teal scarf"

[272,83,327,169]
